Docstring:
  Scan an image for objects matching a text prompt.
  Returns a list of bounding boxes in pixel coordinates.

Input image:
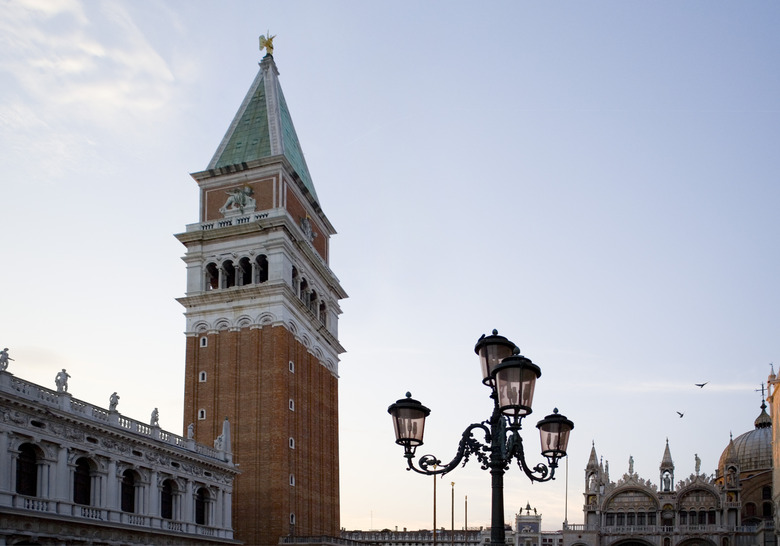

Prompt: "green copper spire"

[208,50,318,203]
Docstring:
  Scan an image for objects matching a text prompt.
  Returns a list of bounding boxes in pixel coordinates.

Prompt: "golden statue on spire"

[259,33,276,56]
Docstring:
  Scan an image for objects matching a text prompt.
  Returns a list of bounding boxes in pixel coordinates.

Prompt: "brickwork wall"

[183,325,339,546]
[285,183,329,261]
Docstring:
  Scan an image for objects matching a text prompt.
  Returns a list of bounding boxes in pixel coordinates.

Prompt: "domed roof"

[718,401,772,474]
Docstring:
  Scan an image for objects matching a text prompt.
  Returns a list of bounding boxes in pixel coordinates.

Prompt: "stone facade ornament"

[219,186,256,216]
[150,407,159,427]
[301,215,318,242]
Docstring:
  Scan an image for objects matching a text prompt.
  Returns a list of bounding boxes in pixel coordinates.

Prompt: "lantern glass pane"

[478,343,514,383]
[539,421,571,457]
[495,366,537,417]
[391,407,426,446]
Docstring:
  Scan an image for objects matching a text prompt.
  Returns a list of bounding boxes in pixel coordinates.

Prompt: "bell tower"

[176,42,347,546]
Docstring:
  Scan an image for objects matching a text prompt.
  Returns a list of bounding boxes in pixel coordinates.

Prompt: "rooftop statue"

[259,33,276,56]
[55,369,70,392]
[0,348,13,371]
[109,392,120,411]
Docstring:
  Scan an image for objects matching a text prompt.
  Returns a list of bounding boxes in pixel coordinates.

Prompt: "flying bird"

[695,382,708,388]
[676,411,684,418]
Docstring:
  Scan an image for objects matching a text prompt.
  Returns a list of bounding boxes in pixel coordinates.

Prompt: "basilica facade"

[562,401,774,546]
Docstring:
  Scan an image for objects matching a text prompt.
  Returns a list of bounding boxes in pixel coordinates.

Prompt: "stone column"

[214,487,223,528]
[251,260,258,284]
[223,490,232,531]
[55,446,69,500]
[38,457,49,498]
[106,460,118,521]
[148,471,158,524]
[0,430,9,493]
[184,479,193,524]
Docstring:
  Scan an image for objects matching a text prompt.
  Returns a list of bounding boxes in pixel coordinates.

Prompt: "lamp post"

[388,330,574,546]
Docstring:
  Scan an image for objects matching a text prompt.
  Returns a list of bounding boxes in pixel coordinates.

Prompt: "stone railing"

[187,211,271,232]
[11,493,230,540]
[564,523,772,535]
[283,537,364,546]
[0,371,232,464]
[340,531,484,544]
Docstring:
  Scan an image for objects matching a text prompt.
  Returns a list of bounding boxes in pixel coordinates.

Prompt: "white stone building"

[562,400,775,546]
[0,368,239,545]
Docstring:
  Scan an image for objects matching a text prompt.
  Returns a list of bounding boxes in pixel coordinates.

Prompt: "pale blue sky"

[1,0,778,532]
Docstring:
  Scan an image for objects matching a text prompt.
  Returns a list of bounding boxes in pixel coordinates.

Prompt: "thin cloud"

[0,1,176,124]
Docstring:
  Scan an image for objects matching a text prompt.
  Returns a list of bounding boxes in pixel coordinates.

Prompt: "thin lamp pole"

[564,456,569,526]
[465,495,468,536]
[451,482,455,546]
[433,471,437,546]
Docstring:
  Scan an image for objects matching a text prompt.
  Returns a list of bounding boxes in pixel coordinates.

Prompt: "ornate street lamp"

[388,330,574,546]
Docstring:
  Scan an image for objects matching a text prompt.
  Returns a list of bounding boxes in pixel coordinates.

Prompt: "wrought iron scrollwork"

[403,408,557,484]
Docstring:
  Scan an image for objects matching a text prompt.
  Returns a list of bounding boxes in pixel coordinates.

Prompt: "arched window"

[16,443,38,496]
[222,260,236,288]
[256,255,268,283]
[745,503,756,518]
[198,409,206,420]
[121,469,137,513]
[763,502,773,518]
[161,479,174,520]
[195,487,209,525]
[319,301,327,325]
[238,257,252,286]
[73,457,91,506]
[763,486,772,499]
[205,263,219,290]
